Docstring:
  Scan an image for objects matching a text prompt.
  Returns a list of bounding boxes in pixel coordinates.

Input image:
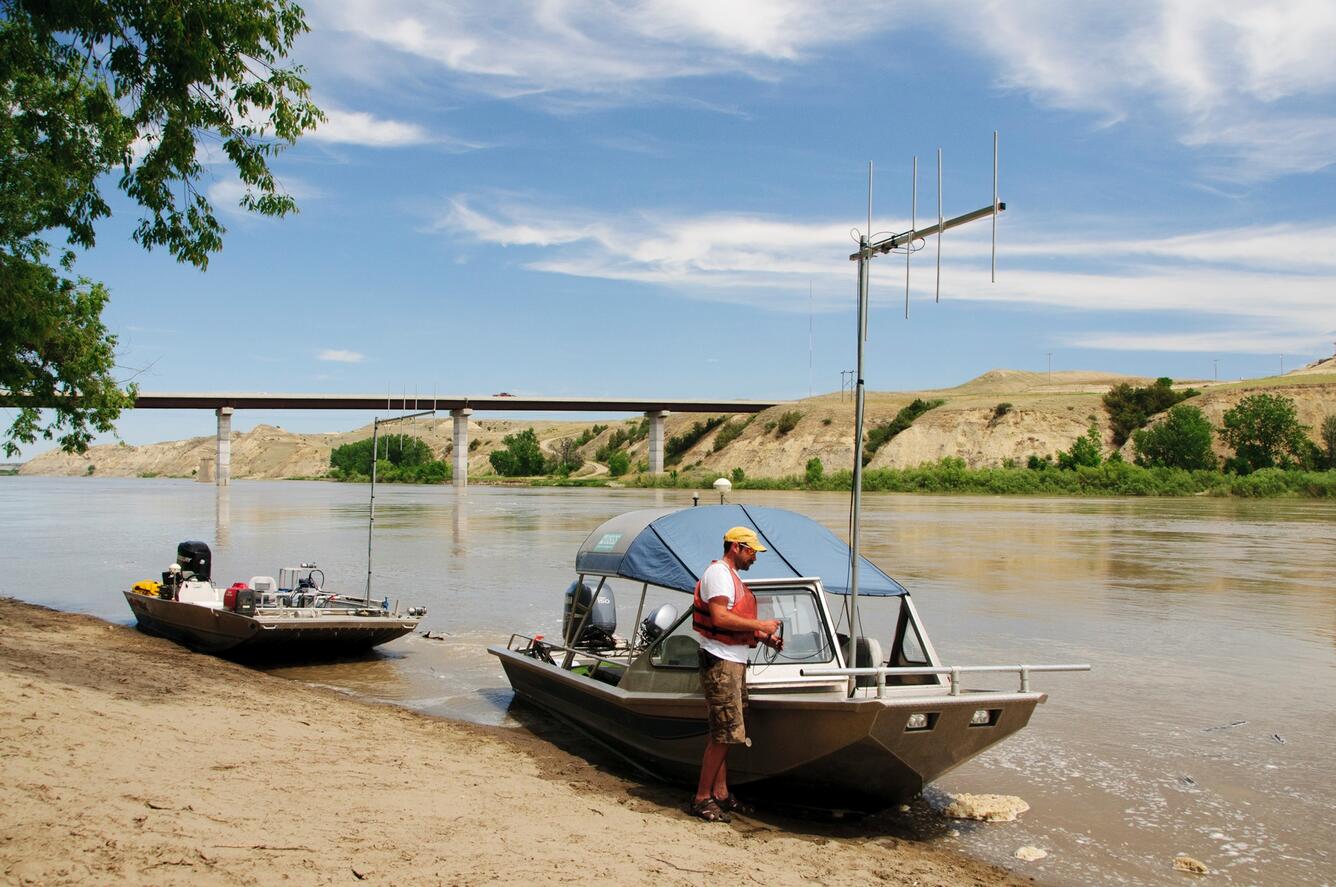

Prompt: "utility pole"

[1046,352,1052,382]
[1213,358,1219,382]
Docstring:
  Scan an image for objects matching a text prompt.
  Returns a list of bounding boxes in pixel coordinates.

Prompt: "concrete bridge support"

[451,408,473,487]
[215,407,233,486]
[646,410,669,475]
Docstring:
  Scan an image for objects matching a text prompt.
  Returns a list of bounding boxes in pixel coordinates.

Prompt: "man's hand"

[757,618,781,637]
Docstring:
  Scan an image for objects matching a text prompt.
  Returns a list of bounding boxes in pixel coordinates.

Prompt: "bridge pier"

[451,408,473,487]
[215,407,233,486]
[645,410,669,475]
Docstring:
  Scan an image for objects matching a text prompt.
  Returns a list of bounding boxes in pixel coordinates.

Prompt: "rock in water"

[1015,846,1048,861]
[942,793,1030,822]
[1173,855,1210,875]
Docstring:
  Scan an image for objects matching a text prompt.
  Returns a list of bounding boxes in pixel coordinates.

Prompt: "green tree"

[489,428,546,476]
[331,434,434,476]
[547,437,584,476]
[1,0,323,456]
[1057,424,1103,470]
[606,450,630,477]
[1132,404,1217,470]
[805,457,824,485]
[1103,377,1199,446]
[1220,394,1311,473]
[1321,415,1336,470]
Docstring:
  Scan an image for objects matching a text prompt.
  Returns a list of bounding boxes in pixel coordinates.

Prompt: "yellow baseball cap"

[723,527,767,551]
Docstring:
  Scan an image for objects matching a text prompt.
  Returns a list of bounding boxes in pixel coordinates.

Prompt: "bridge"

[132,392,784,487]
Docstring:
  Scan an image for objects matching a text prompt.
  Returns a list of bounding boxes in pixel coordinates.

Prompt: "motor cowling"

[562,579,616,649]
[176,541,212,582]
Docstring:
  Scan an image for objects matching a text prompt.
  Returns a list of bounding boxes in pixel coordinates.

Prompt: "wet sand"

[0,598,1038,887]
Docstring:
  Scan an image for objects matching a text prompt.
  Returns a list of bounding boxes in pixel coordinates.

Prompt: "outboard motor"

[562,579,616,649]
[176,541,212,582]
[638,603,679,647]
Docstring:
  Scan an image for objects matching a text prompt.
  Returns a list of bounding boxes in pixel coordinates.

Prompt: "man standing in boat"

[691,527,783,822]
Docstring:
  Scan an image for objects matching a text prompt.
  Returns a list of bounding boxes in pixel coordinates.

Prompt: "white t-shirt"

[697,561,750,664]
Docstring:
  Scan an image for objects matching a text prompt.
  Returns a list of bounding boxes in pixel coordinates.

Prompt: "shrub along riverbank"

[622,460,1336,498]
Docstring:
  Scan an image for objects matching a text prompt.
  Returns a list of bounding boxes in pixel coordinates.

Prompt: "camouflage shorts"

[699,650,749,745]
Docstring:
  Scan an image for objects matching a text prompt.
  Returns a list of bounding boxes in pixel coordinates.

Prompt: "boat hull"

[124,592,419,659]
[491,645,1043,811]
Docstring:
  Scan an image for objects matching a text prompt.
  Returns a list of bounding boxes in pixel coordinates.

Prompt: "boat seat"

[855,636,884,688]
[177,581,221,606]
[659,634,700,667]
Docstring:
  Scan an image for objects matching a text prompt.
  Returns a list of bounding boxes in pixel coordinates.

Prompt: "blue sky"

[28,0,1336,454]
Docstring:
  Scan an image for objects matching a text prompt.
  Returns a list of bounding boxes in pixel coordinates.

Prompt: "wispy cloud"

[318,349,366,363]
[309,107,436,146]
[439,195,1336,353]
[946,1,1336,180]
[311,0,877,99]
[308,1,1336,180]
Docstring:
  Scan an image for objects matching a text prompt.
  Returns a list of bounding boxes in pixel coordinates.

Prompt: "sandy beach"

[0,598,1039,886]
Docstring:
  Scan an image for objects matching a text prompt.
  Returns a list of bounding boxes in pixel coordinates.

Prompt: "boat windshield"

[647,586,835,669]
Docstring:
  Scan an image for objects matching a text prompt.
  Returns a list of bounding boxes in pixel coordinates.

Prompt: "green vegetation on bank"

[1104,377,1200,445]
[329,434,450,483]
[627,460,1336,498]
[864,398,945,464]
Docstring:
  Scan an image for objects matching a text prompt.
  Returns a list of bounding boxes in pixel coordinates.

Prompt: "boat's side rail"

[800,663,1090,697]
[506,633,629,678]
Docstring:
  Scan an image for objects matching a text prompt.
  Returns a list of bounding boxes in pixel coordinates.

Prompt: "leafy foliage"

[0,0,322,456]
[0,271,132,455]
[1321,416,1336,470]
[1220,394,1312,473]
[775,410,803,436]
[991,402,1013,422]
[329,434,449,483]
[594,418,648,463]
[665,415,726,465]
[1057,424,1103,470]
[805,457,824,485]
[573,424,607,448]
[489,428,546,477]
[711,416,751,453]
[606,450,630,477]
[863,398,944,465]
[1102,378,1199,446]
[546,437,584,476]
[1132,404,1217,470]
[630,459,1336,498]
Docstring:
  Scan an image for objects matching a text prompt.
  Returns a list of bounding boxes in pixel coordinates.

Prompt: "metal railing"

[799,663,1090,697]
[507,633,630,680]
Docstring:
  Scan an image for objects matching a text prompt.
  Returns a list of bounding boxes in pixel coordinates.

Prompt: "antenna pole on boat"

[848,232,871,680]
[365,409,437,605]
[847,135,1006,693]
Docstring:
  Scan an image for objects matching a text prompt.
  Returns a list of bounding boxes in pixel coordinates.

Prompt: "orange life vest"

[692,561,758,648]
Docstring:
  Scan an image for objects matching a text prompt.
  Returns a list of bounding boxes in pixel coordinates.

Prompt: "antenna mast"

[844,133,1006,686]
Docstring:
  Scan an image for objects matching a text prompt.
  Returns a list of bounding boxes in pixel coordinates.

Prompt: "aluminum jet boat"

[489,504,1086,811]
[125,541,424,659]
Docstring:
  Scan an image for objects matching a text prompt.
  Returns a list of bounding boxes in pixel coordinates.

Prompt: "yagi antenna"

[936,147,943,302]
[906,155,916,319]
[845,132,1006,662]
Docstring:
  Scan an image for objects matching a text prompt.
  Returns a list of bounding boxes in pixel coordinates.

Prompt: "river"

[1,477,1332,885]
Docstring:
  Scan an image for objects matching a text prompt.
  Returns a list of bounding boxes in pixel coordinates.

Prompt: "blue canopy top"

[574,504,906,597]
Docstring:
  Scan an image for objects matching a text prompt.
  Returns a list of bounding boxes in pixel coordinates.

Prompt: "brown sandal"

[714,793,754,815]
[690,798,732,822]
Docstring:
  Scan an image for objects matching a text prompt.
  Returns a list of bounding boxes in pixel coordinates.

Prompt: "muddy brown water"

[2,477,1332,885]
